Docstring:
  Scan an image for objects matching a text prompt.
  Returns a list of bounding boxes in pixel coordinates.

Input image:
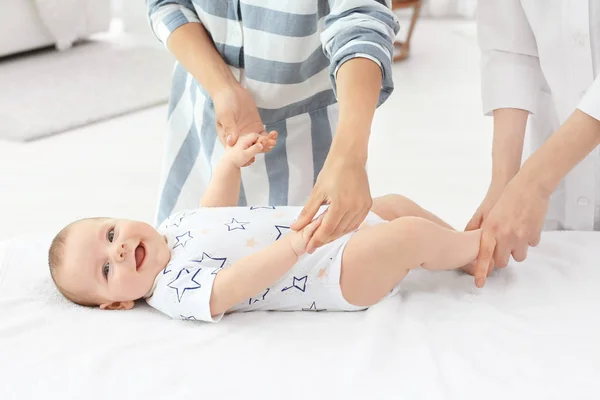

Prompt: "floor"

[0,20,492,242]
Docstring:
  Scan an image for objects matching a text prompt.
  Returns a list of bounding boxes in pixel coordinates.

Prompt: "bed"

[1,232,599,399]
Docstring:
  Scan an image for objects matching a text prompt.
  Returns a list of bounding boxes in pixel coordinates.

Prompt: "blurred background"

[0,0,489,241]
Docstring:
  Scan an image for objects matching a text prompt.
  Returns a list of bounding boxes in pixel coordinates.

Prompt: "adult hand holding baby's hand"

[290,216,323,257]
[224,132,278,168]
[213,84,275,147]
[291,154,372,254]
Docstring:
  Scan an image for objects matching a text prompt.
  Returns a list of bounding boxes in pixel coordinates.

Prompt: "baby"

[48,132,482,322]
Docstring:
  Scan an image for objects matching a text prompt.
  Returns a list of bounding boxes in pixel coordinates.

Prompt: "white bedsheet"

[1,232,600,399]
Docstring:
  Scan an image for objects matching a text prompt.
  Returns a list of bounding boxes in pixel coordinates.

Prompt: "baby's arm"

[209,217,322,316]
[199,157,244,208]
[200,132,277,207]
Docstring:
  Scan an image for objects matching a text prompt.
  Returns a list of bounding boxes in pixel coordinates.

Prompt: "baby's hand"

[224,131,278,168]
[290,215,323,257]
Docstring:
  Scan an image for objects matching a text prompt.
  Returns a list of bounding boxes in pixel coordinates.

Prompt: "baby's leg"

[370,194,478,275]
[370,194,454,228]
[340,216,481,307]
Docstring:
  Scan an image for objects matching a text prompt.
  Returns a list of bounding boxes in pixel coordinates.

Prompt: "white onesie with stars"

[145,206,389,322]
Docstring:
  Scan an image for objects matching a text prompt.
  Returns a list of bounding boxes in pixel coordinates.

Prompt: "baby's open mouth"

[135,243,146,271]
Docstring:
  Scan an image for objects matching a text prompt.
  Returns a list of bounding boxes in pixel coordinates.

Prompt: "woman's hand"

[460,181,507,277]
[465,181,507,233]
[472,176,549,288]
[291,153,372,254]
[213,84,273,148]
[223,132,278,168]
[462,180,509,278]
[288,58,380,253]
[289,216,323,257]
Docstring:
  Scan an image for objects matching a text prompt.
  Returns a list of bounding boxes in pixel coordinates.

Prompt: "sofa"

[0,0,111,58]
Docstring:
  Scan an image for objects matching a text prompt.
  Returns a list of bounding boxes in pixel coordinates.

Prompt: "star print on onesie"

[302,302,326,312]
[166,210,196,228]
[281,276,308,292]
[167,215,185,228]
[249,288,270,305]
[190,252,227,275]
[167,268,202,301]
[147,205,381,322]
[275,225,291,240]
[162,263,172,275]
[225,218,249,231]
[173,231,193,249]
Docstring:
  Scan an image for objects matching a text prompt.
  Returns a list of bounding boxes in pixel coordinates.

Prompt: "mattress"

[1,232,600,399]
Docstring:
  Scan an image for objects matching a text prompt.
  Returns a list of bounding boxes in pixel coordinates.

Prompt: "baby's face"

[60,218,171,309]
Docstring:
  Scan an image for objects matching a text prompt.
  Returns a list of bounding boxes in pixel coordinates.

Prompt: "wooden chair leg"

[393,1,422,62]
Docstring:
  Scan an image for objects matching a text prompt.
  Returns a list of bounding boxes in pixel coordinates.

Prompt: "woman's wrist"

[205,68,239,101]
[166,23,240,101]
[516,143,566,199]
[333,58,381,165]
[489,108,528,186]
[490,163,520,187]
[490,143,523,185]
[329,127,369,166]
[517,109,600,198]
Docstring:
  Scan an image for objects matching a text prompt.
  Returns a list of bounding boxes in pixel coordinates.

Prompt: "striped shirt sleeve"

[146,0,202,45]
[321,0,400,106]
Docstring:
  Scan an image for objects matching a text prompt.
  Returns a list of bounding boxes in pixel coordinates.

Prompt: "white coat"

[477,0,600,231]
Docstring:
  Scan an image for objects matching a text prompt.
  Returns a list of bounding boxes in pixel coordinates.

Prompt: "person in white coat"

[466,1,600,288]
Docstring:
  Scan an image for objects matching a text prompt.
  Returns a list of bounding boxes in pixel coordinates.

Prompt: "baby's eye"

[107,228,115,243]
[103,263,110,279]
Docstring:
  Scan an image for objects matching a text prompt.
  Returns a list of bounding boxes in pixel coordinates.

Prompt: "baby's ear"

[99,300,134,310]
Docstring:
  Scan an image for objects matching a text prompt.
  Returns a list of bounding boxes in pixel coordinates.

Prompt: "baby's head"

[48,218,171,310]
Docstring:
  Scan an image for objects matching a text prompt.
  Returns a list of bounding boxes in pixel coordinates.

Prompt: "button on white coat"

[578,197,590,206]
[574,32,587,47]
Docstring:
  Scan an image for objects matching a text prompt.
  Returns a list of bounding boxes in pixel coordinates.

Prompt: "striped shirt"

[146,0,399,226]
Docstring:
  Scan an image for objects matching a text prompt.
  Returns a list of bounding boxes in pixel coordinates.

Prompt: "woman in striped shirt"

[146,0,399,253]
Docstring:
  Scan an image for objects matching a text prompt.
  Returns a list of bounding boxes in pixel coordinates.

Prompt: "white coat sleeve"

[477,0,544,115]
[578,75,600,121]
